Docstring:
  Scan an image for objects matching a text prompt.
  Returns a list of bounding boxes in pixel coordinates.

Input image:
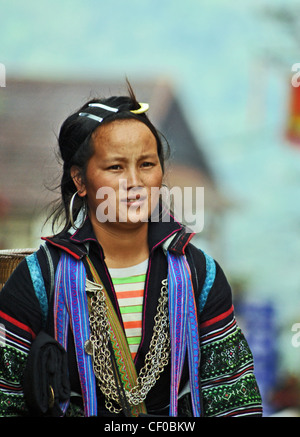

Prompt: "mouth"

[121,194,148,206]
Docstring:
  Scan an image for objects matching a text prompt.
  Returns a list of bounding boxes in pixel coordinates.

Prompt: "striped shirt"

[109,259,148,359]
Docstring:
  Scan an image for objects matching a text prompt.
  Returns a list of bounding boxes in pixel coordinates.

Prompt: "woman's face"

[72,119,163,230]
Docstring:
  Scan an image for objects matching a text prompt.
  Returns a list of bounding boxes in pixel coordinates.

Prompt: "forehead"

[91,119,157,155]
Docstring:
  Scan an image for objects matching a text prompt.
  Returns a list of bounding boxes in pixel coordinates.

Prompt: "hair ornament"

[130,103,149,114]
[78,112,103,123]
[88,103,119,113]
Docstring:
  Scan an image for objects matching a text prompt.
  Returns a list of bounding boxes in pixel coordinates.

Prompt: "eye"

[108,164,122,170]
[141,161,155,168]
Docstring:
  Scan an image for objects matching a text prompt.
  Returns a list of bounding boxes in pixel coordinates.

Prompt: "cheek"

[150,167,163,188]
[85,168,114,193]
[148,169,163,206]
[84,172,114,213]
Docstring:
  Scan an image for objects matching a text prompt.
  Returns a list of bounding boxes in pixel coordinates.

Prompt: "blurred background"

[1,0,300,416]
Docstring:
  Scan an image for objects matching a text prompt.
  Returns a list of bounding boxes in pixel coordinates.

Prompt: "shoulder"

[0,249,44,334]
[185,243,233,321]
[0,244,60,321]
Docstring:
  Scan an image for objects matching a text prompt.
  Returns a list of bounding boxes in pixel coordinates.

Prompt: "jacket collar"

[42,213,194,260]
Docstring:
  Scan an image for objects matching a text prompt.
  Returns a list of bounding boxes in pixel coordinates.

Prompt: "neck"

[90,215,150,268]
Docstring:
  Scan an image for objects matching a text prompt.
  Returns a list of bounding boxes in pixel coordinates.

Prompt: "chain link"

[86,278,170,413]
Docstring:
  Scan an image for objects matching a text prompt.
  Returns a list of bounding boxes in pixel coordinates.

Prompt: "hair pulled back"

[48,82,168,233]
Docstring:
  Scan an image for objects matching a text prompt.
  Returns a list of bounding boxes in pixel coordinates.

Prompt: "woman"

[0,84,263,417]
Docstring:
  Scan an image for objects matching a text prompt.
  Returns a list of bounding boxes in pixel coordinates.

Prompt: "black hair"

[47,82,169,233]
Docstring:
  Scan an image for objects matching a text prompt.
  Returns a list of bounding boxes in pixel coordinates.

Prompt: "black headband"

[78,102,149,124]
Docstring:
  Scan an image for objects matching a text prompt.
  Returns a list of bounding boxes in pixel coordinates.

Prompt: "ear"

[70,166,87,197]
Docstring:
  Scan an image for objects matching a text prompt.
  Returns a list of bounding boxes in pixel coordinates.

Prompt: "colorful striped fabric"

[167,252,201,417]
[108,259,148,359]
[54,253,97,416]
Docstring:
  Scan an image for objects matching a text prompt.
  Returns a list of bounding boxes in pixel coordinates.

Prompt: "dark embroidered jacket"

[0,217,263,416]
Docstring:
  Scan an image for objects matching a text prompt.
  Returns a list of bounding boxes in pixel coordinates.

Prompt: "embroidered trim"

[0,391,27,416]
[0,345,27,388]
[168,252,200,417]
[200,327,254,380]
[200,324,262,417]
[199,251,216,313]
[54,254,97,417]
[202,374,262,417]
[0,345,28,416]
[26,253,48,329]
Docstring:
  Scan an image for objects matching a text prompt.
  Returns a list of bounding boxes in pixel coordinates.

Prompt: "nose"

[126,166,143,189]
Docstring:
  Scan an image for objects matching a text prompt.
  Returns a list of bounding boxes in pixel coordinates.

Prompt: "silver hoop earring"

[159,183,172,221]
[69,190,87,230]
[160,183,170,202]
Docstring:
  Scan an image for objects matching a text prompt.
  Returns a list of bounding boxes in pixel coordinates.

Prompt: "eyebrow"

[102,153,158,163]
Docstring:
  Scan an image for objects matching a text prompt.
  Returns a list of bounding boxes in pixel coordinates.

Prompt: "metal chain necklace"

[85,278,170,413]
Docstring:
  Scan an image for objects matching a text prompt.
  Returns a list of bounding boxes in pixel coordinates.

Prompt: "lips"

[122,196,147,206]
[120,192,147,203]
